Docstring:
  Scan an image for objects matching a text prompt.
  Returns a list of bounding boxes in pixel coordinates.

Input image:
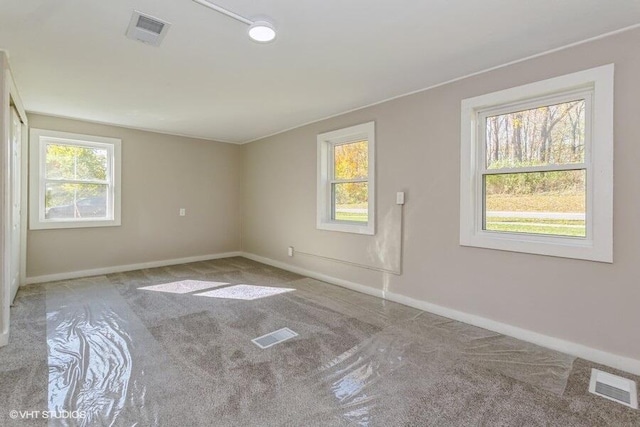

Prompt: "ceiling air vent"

[126,11,171,46]
[589,368,638,409]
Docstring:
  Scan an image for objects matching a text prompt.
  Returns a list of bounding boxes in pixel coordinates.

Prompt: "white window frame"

[29,129,122,230]
[317,122,375,235]
[460,64,613,262]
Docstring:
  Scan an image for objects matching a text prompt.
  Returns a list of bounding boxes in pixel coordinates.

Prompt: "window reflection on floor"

[139,280,229,294]
[195,284,295,300]
[139,281,295,301]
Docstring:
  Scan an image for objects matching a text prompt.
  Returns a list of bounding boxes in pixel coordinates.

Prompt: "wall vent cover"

[589,368,638,409]
[126,11,171,46]
[252,327,298,349]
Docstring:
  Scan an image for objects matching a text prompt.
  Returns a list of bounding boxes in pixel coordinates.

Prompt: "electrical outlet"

[179,208,186,216]
[396,192,405,205]
[288,246,294,257]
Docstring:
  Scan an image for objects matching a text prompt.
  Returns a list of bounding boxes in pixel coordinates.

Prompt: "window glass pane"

[45,183,108,219]
[46,143,108,181]
[485,100,585,169]
[484,170,585,237]
[332,182,368,222]
[334,140,368,180]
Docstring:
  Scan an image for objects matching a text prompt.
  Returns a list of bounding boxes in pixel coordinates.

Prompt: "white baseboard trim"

[24,251,243,285]
[241,251,640,376]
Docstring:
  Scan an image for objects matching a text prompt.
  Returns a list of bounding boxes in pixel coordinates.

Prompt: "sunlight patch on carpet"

[139,280,229,294]
[195,284,294,300]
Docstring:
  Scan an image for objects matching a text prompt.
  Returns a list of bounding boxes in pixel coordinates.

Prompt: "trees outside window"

[460,65,613,262]
[30,129,121,230]
[317,122,375,235]
[482,97,588,238]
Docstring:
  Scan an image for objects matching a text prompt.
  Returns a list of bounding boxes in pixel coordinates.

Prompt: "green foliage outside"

[45,144,108,212]
[485,222,585,237]
[334,211,368,222]
[485,161,585,195]
[483,100,587,237]
[485,216,585,237]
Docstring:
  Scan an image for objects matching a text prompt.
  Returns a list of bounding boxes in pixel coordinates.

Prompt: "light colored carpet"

[1,257,638,426]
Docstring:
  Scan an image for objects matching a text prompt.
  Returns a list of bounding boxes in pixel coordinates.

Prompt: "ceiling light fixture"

[192,0,277,43]
[248,21,276,43]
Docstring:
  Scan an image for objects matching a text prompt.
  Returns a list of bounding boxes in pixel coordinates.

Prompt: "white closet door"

[9,106,21,303]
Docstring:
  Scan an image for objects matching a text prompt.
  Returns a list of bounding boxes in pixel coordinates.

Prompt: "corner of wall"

[238,142,250,253]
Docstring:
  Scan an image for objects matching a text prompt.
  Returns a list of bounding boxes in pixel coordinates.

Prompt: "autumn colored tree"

[333,140,368,206]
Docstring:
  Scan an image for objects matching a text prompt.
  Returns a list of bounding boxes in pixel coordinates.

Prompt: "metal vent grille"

[136,15,165,35]
[126,11,171,46]
[252,328,298,349]
[589,369,638,409]
[595,382,631,404]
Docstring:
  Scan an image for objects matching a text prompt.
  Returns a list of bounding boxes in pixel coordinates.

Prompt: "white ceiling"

[1,1,639,144]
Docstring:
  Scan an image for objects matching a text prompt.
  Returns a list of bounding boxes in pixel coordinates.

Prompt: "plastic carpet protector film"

[42,279,416,426]
[45,279,161,426]
[7,259,630,425]
[220,308,577,426]
[42,271,395,426]
[43,274,577,426]
[42,274,429,426]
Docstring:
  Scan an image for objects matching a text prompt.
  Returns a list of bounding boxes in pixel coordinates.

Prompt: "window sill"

[30,218,121,231]
[317,220,374,235]
[460,230,611,263]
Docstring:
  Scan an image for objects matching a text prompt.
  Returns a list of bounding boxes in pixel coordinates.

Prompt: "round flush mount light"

[248,21,276,43]
[192,0,277,43]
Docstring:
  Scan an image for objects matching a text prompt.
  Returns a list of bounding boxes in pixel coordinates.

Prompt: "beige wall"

[27,114,241,277]
[242,28,640,360]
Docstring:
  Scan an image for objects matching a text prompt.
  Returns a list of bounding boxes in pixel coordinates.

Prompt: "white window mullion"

[329,178,368,185]
[43,178,110,186]
[479,89,592,124]
[582,90,595,242]
[481,163,588,175]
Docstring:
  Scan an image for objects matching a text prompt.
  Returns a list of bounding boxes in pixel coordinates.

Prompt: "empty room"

[1,1,640,425]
